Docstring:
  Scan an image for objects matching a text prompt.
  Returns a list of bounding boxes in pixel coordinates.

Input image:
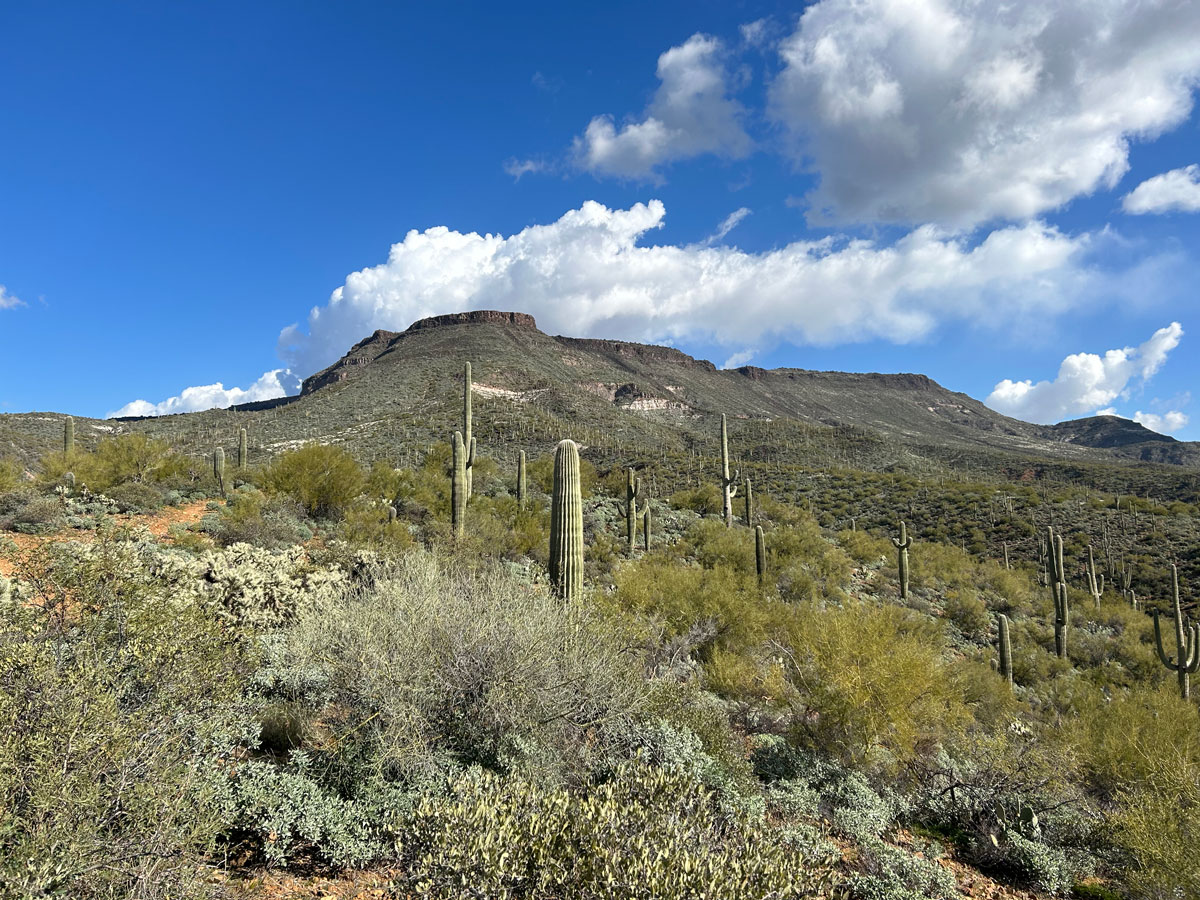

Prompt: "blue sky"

[1,0,1197,439]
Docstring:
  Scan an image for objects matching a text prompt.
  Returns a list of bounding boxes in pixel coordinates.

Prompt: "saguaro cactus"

[1153,564,1199,700]
[744,477,754,527]
[755,525,766,587]
[1048,525,1069,659]
[892,521,912,600]
[643,506,652,553]
[720,414,739,527]
[451,431,467,538]
[463,362,474,499]
[619,468,644,555]
[997,614,1013,688]
[64,416,75,455]
[549,439,584,601]
[238,427,248,469]
[213,447,226,497]
[1085,545,1104,608]
[517,450,527,510]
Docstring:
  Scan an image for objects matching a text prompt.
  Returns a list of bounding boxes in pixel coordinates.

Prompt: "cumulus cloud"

[1122,164,1200,214]
[277,199,1103,379]
[503,157,547,180]
[770,0,1200,228]
[109,369,301,418]
[1133,409,1189,434]
[722,349,756,369]
[573,34,751,179]
[0,285,24,309]
[986,323,1184,424]
[704,207,751,245]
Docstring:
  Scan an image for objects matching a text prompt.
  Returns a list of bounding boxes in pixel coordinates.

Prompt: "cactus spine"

[463,362,474,499]
[720,414,739,527]
[1152,564,1199,700]
[451,431,467,538]
[619,468,643,556]
[744,477,754,527]
[755,525,766,587]
[1048,526,1069,659]
[1085,545,1104,608]
[997,614,1013,688]
[238,427,248,469]
[549,439,584,601]
[517,450,527,510]
[892,521,912,600]
[643,506,651,553]
[213,447,226,497]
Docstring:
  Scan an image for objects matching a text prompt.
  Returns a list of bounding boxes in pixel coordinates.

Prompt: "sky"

[0,0,1197,439]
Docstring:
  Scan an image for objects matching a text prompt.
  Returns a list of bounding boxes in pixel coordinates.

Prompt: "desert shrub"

[669,482,723,516]
[0,535,252,899]
[286,550,649,782]
[943,588,990,640]
[213,489,313,549]
[338,497,414,553]
[262,443,365,518]
[0,456,23,493]
[778,601,971,771]
[7,494,63,533]
[106,480,166,514]
[836,528,892,564]
[397,759,836,899]
[41,434,190,492]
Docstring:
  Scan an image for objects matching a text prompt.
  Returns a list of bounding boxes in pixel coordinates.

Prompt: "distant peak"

[405,310,539,332]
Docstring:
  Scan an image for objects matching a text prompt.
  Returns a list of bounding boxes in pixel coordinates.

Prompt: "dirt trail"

[0,499,212,577]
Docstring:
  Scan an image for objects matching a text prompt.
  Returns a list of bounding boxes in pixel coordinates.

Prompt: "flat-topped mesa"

[555,336,717,372]
[406,310,538,332]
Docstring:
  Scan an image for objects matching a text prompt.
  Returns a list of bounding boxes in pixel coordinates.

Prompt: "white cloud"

[986,323,1184,424]
[704,207,751,245]
[1122,164,1200,214]
[0,285,24,309]
[503,157,546,180]
[573,34,751,179]
[769,0,1200,228]
[278,199,1104,379]
[109,369,301,418]
[739,19,770,48]
[722,349,756,369]
[1133,410,1189,434]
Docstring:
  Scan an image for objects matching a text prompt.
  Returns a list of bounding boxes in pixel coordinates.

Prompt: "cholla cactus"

[720,414,739,528]
[997,614,1013,688]
[892,521,912,600]
[549,439,584,601]
[1153,564,1199,700]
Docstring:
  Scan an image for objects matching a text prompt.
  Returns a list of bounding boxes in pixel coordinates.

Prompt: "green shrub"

[106,480,166,514]
[0,456,23,493]
[261,443,365,518]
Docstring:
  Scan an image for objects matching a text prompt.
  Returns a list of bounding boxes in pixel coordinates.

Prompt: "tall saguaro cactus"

[1047,526,1069,659]
[619,468,644,555]
[213,447,226,497]
[463,362,475,499]
[549,439,584,601]
[1085,545,1104,608]
[1153,564,1199,700]
[516,450,527,510]
[238,427,248,469]
[997,614,1013,688]
[755,525,766,588]
[892,521,912,600]
[451,431,468,538]
[720,414,739,527]
[643,507,652,553]
[744,477,754,527]
[64,416,75,456]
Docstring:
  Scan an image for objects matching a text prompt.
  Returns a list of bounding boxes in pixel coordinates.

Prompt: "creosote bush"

[261,442,366,518]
